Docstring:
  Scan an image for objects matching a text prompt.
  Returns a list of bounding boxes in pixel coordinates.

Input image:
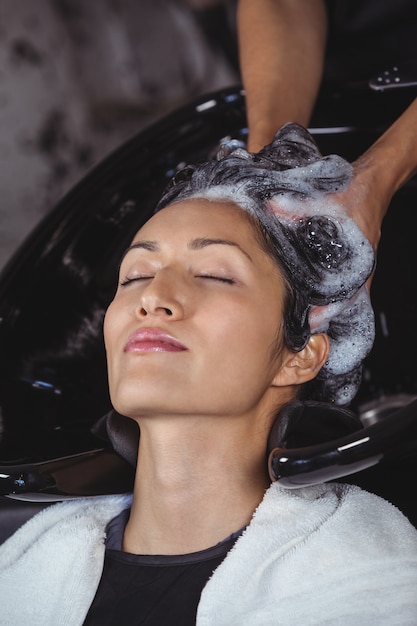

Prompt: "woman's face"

[104,199,291,422]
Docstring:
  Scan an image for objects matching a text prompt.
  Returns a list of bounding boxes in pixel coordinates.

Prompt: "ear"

[272,333,330,388]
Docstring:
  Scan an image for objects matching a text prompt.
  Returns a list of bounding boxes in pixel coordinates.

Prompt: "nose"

[135,269,185,320]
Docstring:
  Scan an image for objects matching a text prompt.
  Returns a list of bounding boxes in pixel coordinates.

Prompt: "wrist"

[363,98,417,195]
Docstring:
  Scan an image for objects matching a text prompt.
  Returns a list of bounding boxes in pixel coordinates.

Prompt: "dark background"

[0,0,239,271]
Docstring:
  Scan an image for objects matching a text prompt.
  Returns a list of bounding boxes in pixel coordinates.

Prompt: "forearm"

[350,97,417,249]
[356,97,417,197]
[237,0,328,151]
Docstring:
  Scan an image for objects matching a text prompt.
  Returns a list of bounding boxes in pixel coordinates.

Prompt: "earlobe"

[272,333,330,388]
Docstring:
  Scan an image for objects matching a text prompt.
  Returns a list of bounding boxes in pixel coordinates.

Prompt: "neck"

[122,415,271,555]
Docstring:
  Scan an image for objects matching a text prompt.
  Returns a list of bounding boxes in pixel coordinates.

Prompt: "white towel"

[0,483,416,625]
[197,482,417,625]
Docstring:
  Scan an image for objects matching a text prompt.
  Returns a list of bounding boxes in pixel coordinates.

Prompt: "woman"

[1,124,416,625]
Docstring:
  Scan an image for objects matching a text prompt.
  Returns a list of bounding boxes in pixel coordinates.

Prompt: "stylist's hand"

[330,156,388,253]
[332,96,417,253]
[326,153,393,292]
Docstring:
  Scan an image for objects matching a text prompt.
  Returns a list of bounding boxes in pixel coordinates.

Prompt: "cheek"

[103,301,132,404]
[103,299,126,359]
[247,307,285,376]
[206,297,283,369]
[103,304,115,354]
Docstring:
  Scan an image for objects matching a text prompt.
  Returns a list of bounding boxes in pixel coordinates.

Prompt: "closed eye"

[120,275,153,286]
[196,274,236,285]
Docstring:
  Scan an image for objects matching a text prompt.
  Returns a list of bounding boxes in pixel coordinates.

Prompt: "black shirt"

[84,510,242,626]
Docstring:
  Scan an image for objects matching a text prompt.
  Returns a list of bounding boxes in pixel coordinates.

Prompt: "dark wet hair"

[155,124,375,405]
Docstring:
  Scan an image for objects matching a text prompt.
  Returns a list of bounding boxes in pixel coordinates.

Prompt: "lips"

[124,328,187,353]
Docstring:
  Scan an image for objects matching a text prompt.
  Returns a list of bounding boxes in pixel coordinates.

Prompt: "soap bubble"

[156,123,375,405]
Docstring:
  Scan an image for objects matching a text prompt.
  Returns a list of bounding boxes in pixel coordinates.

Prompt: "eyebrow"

[120,241,159,264]
[121,238,253,262]
[188,238,253,261]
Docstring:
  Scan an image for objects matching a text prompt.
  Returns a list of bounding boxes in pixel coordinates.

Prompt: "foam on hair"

[156,123,375,405]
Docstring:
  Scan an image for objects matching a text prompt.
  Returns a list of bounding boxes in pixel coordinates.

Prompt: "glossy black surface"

[0,449,134,497]
[269,399,417,487]
[0,88,248,463]
[0,83,417,475]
